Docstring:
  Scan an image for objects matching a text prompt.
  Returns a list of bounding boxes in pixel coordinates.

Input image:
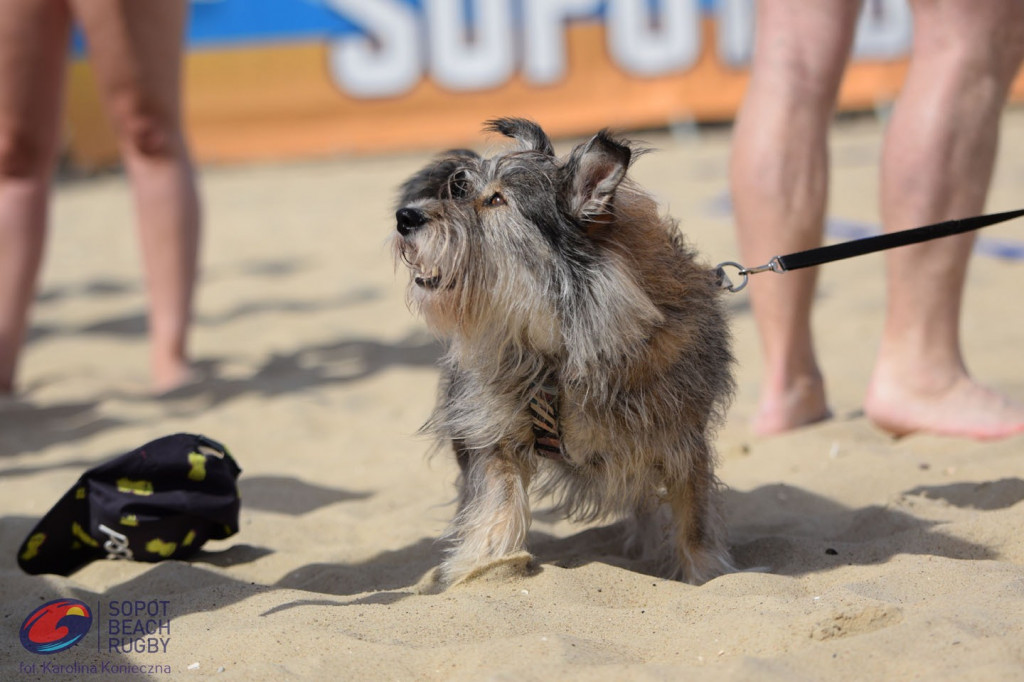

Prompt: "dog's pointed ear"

[563,130,631,223]
[484,118,555,156]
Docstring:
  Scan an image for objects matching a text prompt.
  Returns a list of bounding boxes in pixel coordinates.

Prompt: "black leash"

[715,208,1024,293]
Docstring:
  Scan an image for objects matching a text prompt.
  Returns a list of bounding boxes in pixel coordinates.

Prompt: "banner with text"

[63,0,1024,167]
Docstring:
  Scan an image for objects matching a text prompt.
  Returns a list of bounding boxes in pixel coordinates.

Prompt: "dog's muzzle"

[395,207,441,288]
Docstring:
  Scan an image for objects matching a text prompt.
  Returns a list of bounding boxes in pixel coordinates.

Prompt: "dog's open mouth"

[413,266,442,289]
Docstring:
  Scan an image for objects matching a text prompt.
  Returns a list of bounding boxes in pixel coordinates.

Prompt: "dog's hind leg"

[442,448,533,584]
[623,499,671,564]
[664,445,734,584]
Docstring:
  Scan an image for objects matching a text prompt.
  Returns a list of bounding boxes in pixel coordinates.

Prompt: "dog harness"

[529,377,565,462]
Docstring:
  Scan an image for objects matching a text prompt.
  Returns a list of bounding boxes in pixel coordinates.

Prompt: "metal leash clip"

[714,256,784,293]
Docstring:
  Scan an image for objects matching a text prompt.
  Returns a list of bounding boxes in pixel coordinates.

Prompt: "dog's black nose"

[396,207,428,236]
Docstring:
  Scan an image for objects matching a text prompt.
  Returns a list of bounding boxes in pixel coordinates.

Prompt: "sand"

[3,108,1024,680]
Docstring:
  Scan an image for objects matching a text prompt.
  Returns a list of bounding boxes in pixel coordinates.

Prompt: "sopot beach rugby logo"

[19,599,93,655]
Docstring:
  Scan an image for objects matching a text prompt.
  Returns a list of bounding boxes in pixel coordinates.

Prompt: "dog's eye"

[485,192,506,207]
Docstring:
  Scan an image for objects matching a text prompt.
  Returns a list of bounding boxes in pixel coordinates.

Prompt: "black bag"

[17,433,241,576]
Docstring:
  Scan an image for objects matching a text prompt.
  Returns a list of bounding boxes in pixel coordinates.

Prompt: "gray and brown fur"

[392,118,735,585]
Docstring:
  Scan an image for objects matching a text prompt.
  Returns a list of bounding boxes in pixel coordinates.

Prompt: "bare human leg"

[865,0,1024,439]
[0,0,71,395]
[72,0,200,393]
[729,0,862,435]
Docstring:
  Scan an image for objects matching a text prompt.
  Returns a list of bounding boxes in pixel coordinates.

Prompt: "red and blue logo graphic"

[20,599,93,654]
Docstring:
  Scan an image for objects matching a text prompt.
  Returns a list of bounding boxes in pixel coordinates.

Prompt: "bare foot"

[865,371,1024,440]
[152,356,195,395]
[753,371,832,436]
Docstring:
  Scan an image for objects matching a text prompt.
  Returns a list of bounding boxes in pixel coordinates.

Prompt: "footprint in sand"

[809,604,903,641]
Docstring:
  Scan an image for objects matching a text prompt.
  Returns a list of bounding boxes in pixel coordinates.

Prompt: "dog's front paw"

[440,550,536,588]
